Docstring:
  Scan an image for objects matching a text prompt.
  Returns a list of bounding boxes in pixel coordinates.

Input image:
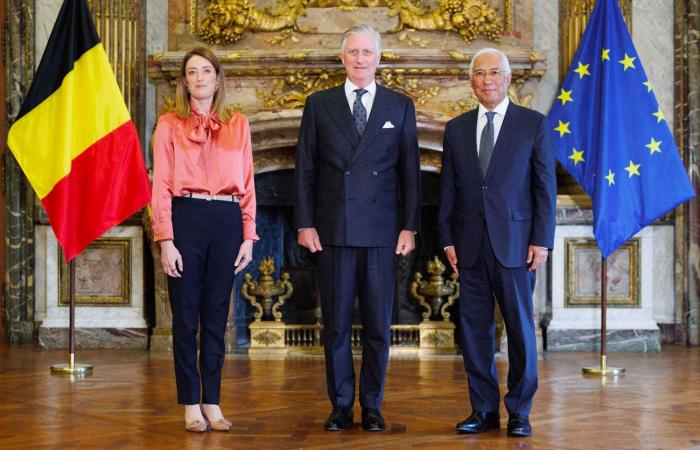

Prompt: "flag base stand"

[50,259,93,375]
[582,355,625,376]
[51,353,93,374]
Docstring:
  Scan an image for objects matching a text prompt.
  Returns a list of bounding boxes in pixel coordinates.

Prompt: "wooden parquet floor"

[1,345,699,449]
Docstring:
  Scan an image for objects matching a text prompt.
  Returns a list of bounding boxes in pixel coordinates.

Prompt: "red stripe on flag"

[42,120,151,261]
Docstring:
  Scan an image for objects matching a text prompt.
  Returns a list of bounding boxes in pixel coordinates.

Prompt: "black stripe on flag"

[15,0,100,121]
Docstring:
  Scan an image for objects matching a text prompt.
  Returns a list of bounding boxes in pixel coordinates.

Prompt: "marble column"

[4,0,36,343]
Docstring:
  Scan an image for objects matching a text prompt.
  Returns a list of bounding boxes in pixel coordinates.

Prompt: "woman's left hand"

[234,239,254,274]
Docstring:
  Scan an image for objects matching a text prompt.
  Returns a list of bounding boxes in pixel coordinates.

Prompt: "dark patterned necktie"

[479,111,496,177]
[353,88,368,136]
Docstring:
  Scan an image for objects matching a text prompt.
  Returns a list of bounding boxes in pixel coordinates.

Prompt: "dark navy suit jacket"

[295,84,420,247]
[438,102,556,268]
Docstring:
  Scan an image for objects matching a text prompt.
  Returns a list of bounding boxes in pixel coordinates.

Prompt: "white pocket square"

[382,121,395,129]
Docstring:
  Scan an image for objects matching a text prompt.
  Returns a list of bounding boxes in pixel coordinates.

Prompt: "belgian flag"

[7,0,151,261]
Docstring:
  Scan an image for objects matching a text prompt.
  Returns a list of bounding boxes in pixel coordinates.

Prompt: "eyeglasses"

[472,69,508,80]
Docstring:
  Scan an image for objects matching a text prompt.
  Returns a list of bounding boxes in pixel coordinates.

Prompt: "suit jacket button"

[345,170,351,175]
[482,186,488,191]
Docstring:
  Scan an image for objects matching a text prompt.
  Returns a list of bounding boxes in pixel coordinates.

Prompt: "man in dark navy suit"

[438,48,556,437]
[295,24,420,432]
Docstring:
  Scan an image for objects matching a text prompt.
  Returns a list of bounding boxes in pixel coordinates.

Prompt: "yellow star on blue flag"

[546,0,694,258]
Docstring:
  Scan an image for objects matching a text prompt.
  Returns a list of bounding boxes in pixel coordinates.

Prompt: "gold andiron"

[410,256,459,354]
[242,257,294,351]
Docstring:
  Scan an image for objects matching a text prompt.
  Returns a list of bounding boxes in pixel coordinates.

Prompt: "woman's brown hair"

[174,47,229,122]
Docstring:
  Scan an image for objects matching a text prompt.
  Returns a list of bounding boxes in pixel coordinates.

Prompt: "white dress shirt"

[476,97,510,155]
[344,79,377,119]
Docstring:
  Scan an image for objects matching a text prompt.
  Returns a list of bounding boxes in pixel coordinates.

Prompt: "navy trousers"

[457,230,538,416]
[168,197,242,405]
[317,246,395,409]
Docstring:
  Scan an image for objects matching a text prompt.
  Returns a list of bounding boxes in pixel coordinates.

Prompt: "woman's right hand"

[160,240,183,278]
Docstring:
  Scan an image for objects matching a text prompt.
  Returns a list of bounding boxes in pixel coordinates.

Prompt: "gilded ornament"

[254,68,441,110]
[226,103,244,115]
[163,96,176,113]
[256,70,345,109]
[387,0,503,43]
[410,256,459,322]
[199,0,308,45]
[287,51,310,62]
[446,50,469,62]
[423,331,450,346]
[266,29,300,46]
[379,71,440,105]
[396,29,431,48]
[221,52,243,62]
[381,51,401,61]
[242,257,294,322]
[252,330,283,345]
[450,96,479,114]
[196,0,504,45]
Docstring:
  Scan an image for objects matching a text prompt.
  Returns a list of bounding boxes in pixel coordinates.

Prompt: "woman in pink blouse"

[151,47,258,432]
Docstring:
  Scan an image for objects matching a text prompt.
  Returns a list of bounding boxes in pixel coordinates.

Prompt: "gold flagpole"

[583,256,625,375]
[51,257,93,374]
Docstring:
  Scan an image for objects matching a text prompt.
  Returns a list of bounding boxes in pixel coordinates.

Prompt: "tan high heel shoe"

[185,419,209,433]
[201,406,231,432]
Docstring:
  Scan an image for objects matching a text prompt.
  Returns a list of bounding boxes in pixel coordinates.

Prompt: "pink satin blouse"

[151,108,259,242]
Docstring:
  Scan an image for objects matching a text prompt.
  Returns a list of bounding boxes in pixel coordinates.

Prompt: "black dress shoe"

[456,411,500,434]
[507,413,532,437]
[361,408,386,432]
[324,406,353,431]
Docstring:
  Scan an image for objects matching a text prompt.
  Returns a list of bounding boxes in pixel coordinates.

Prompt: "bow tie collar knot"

[188,109,222,143]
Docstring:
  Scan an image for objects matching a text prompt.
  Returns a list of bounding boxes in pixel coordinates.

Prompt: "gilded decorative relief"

[255,68,441,110]
[257,70,345,109]
[194,0,508,45]
[386,0,504,43]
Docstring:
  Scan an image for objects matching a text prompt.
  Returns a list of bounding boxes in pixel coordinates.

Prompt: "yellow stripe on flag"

[7,43,131,199]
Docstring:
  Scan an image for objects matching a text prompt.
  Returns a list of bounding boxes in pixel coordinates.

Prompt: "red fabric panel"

[42,120,151,261]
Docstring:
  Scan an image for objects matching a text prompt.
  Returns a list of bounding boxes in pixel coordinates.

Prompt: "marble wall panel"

[531,0,559,114]
[146,0,169,166]
[549,225,672,334]
[634,0,674,132]
[36,225,147,348]
[34,0,61,67]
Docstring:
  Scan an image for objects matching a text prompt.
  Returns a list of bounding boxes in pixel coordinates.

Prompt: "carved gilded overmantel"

[149,48,545,174]
[191,0,512,46]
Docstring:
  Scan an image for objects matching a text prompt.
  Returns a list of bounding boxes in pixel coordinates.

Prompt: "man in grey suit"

[295,24,420,432]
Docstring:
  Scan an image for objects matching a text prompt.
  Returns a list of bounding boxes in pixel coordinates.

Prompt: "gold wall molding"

[191,0,510,45]
[559,0,632,82]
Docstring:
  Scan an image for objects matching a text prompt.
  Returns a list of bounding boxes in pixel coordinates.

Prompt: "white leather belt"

[185,193,239,203]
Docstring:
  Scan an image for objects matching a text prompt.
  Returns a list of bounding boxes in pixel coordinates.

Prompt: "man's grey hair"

[469,48,511,76]
[340,24,382,56]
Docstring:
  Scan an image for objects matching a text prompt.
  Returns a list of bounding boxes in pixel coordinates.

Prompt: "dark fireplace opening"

[234,169,459,347]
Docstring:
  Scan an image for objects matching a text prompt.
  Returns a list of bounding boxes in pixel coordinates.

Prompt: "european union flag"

[547,0,694,258]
